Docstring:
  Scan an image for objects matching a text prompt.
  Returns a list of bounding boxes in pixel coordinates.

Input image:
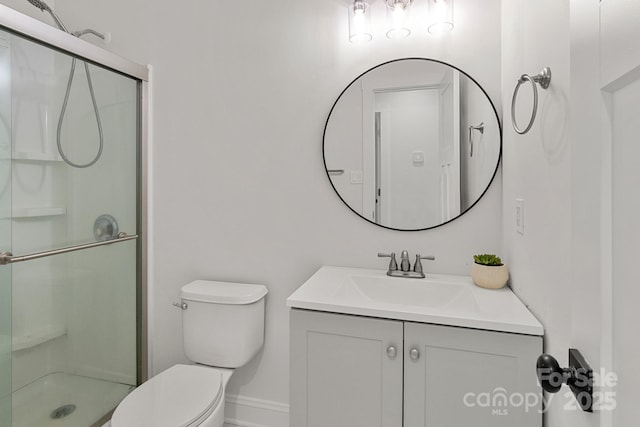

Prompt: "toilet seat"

[111,364,223,427]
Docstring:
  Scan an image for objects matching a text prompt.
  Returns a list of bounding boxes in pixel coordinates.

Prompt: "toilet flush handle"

[172,301,188,310]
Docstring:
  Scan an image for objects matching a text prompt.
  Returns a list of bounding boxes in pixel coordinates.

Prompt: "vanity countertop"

[286,266,543,336]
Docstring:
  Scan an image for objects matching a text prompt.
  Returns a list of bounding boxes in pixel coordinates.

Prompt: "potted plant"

[471,254,509,289]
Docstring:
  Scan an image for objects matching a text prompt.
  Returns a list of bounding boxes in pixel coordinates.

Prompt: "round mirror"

[323,58,501,231]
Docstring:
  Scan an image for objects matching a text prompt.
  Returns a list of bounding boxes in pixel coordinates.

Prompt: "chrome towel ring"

[511,67,552,135]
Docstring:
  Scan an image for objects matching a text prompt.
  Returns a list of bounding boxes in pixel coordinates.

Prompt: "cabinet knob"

[386,346,397,359]
[410,348,420,360]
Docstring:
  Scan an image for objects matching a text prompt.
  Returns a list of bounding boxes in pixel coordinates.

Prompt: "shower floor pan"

[12,372,133,427]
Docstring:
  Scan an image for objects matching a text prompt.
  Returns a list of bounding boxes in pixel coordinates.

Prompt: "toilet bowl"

[111,365,231,427]
[111,280,268,427]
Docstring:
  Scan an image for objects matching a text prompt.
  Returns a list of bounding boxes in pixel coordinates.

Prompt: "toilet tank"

[180,280,268,368]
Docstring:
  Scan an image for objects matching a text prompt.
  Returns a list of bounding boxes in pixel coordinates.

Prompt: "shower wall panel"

[8,33,68,392]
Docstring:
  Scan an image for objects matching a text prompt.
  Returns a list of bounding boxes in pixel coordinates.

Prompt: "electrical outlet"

[516,199,525,235]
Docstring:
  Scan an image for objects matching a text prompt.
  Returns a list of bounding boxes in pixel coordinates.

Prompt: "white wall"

[13,0,504,424]
[501,0,574,424]
[502,2,640,425]
[501,0,614,425]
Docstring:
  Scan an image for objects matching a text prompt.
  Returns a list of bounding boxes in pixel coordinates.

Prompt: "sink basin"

[287,266,543,336]
[335,274,479,312]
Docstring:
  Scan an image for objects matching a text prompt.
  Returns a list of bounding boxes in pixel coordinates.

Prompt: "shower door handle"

[0,232,138,265]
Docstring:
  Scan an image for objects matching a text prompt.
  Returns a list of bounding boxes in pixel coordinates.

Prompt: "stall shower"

[0,4,147,426]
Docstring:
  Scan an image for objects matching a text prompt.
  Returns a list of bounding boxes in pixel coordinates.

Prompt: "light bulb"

[386,0,411,39]
[349,0,372,43]
[428,0,454,35]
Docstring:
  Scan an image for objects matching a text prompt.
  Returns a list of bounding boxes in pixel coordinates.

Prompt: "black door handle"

[535,349,593,412]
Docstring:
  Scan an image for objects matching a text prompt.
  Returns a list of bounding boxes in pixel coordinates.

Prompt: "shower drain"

[50,404,76,419]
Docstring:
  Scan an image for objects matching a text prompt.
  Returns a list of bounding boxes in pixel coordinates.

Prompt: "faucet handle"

[413,254,436,275]
[378,252,398,271]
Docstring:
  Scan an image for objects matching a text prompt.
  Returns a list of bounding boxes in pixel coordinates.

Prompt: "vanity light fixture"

[385,0,412,39]
[348,0,373,43]
[427,0,454,35]
[347,0,454,43]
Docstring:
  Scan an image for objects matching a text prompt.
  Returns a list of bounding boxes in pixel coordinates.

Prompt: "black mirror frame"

[322,57,503,232]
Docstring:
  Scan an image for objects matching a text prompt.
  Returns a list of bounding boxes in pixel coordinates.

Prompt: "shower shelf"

[10,207,66,218]
[12,325,67,352]
[11,151,63,162]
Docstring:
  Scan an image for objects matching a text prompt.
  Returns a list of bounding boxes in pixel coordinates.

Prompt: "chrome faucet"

[378,251,435,279]
[400,250,411,272]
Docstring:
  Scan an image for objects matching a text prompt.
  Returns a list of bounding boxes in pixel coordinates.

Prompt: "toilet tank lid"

[181,280,268,304]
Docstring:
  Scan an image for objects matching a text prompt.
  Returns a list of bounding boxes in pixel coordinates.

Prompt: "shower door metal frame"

[0,0,150,400]
[0,4,147,80]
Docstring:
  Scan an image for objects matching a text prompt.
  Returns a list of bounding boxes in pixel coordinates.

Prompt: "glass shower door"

[0,26,141,427]
[0,29,12,427]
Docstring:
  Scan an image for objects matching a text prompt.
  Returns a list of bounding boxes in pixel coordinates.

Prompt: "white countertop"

[286,266,543,336]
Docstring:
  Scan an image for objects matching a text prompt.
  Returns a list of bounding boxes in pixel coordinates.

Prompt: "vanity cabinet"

[290,309,403,427]
[403,322,542,427]
[290,309,542,427]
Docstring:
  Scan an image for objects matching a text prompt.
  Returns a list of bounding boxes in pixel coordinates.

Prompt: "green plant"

[473,254,503,266]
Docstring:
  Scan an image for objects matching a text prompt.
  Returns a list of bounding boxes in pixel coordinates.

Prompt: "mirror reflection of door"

[373,73,460,229]
[438,70,461,223]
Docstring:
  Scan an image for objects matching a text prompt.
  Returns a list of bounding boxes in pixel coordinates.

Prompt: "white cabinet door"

[404,322,542,427]
[290,309,403,427]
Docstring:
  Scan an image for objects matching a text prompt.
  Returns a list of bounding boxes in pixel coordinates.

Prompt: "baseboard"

[223,394,289,427]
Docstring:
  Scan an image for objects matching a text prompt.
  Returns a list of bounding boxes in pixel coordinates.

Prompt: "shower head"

[26,0,50,12]
[24,0,69,32]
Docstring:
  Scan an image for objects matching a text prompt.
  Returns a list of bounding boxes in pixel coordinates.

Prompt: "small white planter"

[471,263,509,289]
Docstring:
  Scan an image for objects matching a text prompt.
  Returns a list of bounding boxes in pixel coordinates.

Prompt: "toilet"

[111,280,268,427]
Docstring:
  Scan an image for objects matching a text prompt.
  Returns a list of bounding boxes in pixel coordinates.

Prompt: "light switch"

[350,170,363,184]
[516,199,525,235]
[412,151,425,166]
